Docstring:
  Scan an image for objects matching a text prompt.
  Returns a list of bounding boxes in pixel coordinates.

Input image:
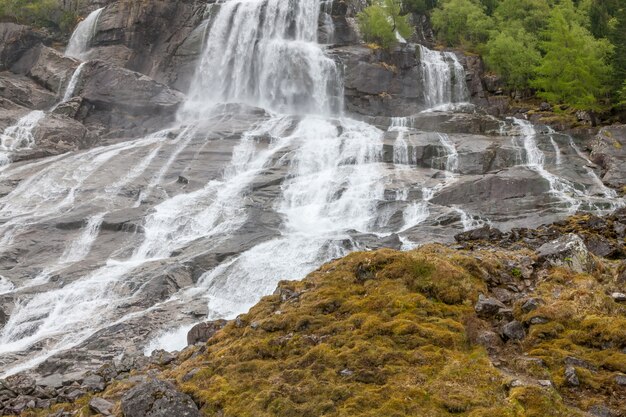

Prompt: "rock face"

[12,45,79,93]
[591,125,626,190]
[121,380,200,417]
[537,234,592,274]
[75,60,185,136]
[186,319,228,346]
[0,23,48,71]
[88,0,206,91]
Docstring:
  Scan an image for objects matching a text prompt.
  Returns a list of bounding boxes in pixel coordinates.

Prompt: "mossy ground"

[22,242,626,417]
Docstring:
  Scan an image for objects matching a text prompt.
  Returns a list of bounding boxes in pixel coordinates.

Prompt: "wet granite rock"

[121,379,200,417]
[187,319,228,346]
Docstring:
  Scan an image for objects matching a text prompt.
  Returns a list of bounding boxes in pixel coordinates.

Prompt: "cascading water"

[0,0,623,377]
[181,0,343,116]
[419,45,469,110]
[0,111,45,169]
[65,8,104,60]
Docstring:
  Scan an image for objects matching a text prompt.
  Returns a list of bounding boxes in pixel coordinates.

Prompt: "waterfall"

[419,45,469,110]
[181,0,343,117]
[0,0,623,375]
[65,8,104,60]
[0,111,45,169]
[61,62,87,103]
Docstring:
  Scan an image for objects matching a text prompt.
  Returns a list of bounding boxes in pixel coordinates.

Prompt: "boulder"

[455,225,503,243]
[611,293,626,303]
[537,234,592,274]
[0,72,57,109]
[564,366,580,387]
[10,113,90,163]
[187,319,228,346]
[2,374,36,395]
[474,294,506,318]
[521,298,542,314]
[36,374,63,389]
[590,125,626,189]
[12,45,79,93]
[121,380,200,417]
[75,60,185,135]
[616,375,626,386]
[0,23,47,71]
[89,397,114,416]
[501,320,525,341]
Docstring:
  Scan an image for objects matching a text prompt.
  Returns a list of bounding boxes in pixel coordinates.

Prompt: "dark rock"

[37,373,63,389]
[616,374,626,386]
[564,366,580,387]
[474,294,506,318]
[521,298,542,314]
[564,356,597,371]
[539,102,552,112]
[186,319,228,346]
[0,72,56,109]
[492,288,514,304]
[590,125,626,189]
[455,225,503,242]
[77,60,185,136]
[611,292,626,303]
[589,405,611,417]
[0,23,47,71]
[3,374,36,395]
[528,316,550,325]
[537,234,592,274]
[89,397,114,415]
[12,44,78,93]
[177,175,189,184]
[501,320,525,341]
[121,379,201,417]
[475,330,502,352]
[149,349,176,366]
[585,235,619,258]
[82,374,105,392]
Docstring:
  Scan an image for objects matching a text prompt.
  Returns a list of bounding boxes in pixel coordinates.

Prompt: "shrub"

[0,0,80,33]
[358,0,414,50]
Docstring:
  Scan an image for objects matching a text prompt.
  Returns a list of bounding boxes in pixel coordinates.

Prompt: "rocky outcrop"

[121,380,200,417]
[186,319,227,346]
[73,60,185,137]
[590,125,626,191]
[11,45,79,93]
[0,72,57,110]
[0,23,48,71]
[88,0,206,91]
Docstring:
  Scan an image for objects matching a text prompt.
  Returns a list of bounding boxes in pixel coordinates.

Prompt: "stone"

[37,374,63,389]
[521,298,542,314]
[89,397,114,415]
[455,225,503,242]
[186,319,228,346]
[539,102,552,112]
[501,320,526,341]
[475,330,502,352]
[3,374,36,395]
[589,405,611,417]
[12,45,79,93]
[149,349,176,366]
[590,125,626,189]
[611,292,626,303]
[0,73,57,109]
[61,371,85,386]
[564,356,596,371]
[537,234,592,274]
[564,366,580,387]
[616,374,626,386]
[474,294,506,318]
[82,374,105,392]
[121,380,200,417]
[528,316,549,325]
[538,380,552,387]
[0,23,47,71]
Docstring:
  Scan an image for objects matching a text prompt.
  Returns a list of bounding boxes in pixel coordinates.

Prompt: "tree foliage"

[532,3,613,111]
[485,27,540,90]
[431,0,493,47]
[0,0,80,33]
[431,0,623,111]
[358,0,414,50]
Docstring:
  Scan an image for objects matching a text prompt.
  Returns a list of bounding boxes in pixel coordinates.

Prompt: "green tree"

[485,27,540,91]
[532,4,613,111]
[404,0,438,14]
[610,6,626,92]
[493,0,552,33]
[431,0,493,47]
[358,0,414,49]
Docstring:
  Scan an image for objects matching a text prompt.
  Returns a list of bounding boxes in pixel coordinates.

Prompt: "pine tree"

[610,6,626,92]
[532,3,613,111]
